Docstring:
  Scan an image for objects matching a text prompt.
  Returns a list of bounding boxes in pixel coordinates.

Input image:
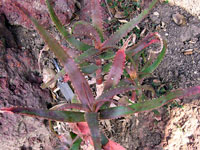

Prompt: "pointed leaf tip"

[104,37,130,90]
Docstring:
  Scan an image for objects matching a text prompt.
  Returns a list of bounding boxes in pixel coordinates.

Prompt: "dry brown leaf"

[42,68,56,89]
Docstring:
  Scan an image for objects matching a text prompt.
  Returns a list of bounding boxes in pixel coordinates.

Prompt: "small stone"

[183,49,193,55]
[172,13,187,25]
[153,11,159,16]
[150,13,161,24]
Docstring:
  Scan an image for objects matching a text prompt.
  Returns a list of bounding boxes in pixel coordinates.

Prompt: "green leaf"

[101,0,158,49]
[85,112,102,150]
[70,132,82,150]
[99,86,200,119]
[140,40,167,78]
[99,50,115,60]
[81,64,98,74]
[102,63,112,73]
[45,0,92,51]
[75,47,100,63]
[0,107,85,122]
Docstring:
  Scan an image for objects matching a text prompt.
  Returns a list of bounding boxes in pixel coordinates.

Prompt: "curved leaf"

[0,107,85,122]
[99,86,200,119]
[45,0,91,51]
[140,40,167,78]
[126,33,160,56]
[101,0,158,49]
[41,64,98,89]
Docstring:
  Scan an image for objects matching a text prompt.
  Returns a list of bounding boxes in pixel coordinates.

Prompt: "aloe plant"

[1,0,200,149]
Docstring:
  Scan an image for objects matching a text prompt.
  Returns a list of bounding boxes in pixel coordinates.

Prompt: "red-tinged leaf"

[97,85,135,101]
[0,107,85,122]
[104,38,129,90]
[85,112,102,150]
[99,86,200,120]
[103,140,126,150]
[91,0,104,42]
[45,0,92,51]
[72,21,102,49]
[96,68,103,84]
[96,58,103,85]
[181,86,200,98]
[101,0,158,49]
[64,58,95,106]
[140,40,167,78]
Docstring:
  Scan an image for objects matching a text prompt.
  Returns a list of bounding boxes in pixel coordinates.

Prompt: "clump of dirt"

[149,3,200,89]
[0,0,75,29]
[163,100,200,149]
[0,14,59,149]
[168,0,200,19]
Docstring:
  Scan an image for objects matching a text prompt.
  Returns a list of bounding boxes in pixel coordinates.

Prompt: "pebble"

[153,11,159,16]
[172,13,186,25]
[183,49,193,55]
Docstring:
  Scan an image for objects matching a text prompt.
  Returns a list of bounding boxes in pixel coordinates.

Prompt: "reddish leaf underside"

[126,32,161,56]
[103,38,130,90]
[103,50,125,90]
[103,140,126,150]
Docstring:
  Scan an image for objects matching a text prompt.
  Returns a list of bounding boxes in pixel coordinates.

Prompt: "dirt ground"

[0,1,200,150]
